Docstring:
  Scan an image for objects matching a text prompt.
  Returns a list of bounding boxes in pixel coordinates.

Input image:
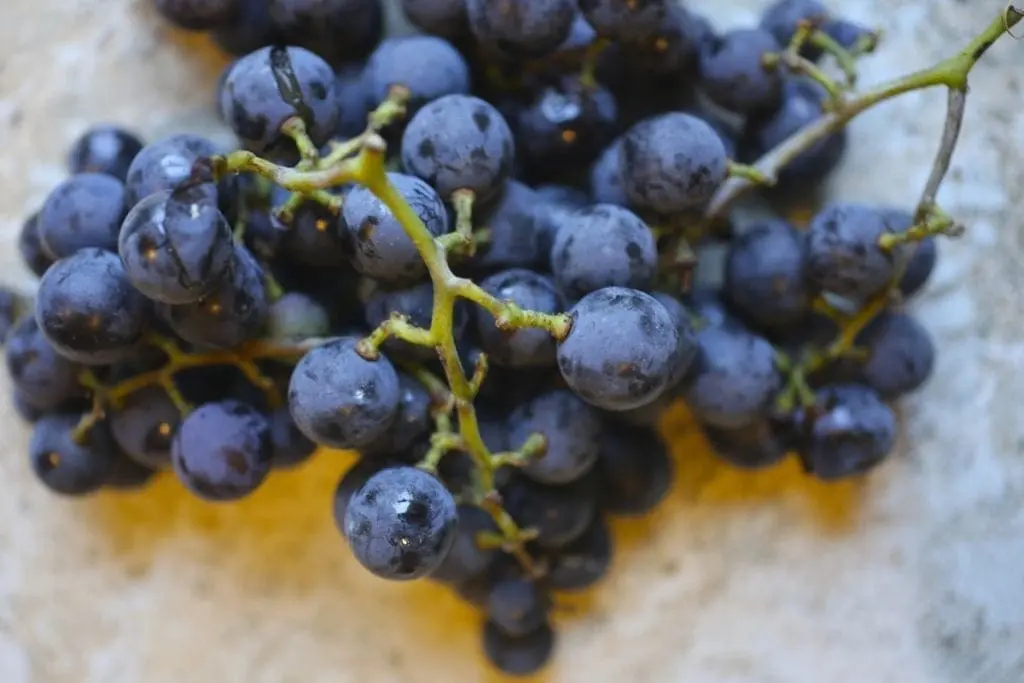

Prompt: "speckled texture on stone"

[1,1,1023,682]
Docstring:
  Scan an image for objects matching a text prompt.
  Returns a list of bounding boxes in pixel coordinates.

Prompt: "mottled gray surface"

[0,1,1023,682]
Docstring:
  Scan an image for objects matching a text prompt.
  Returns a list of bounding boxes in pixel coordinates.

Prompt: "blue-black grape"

[855,312,936,400]
[432,504,499,584]
[35,248,149,365]
[5,316,83,410]
[333,62,371,140]
[288,336,400,449]
[699,29,783,115]
[488,578,550,637]
[19,213,54,278]
[109,386,181,470]
[650,291,699,386]
[796,384,896,481]
[724,218,812,329]
[596,422,672,515]
[106,450,158,490]
[882,209,938,298]
[502,472,597,549]
[164,245,269,349]
[171,400,273,501]
[212,0,280,56]
[759,0,828,51]
[344,172,450,282]
[806,202,901,300]
[270,186,351,268]
[681,324,781,429]
[361,373,432,458]
[219,46,339,158]
[476,269,563,368]
[155,0,240,30]
[266,292,331,342]
[268,405,318,468]
[363,280,468,361]
[29,414,118,496]
[702,418,790,470]
[67,125,144,181]
[589,137,628,207]
[544,516,612,591]
[268,0,384,65]
[610,5,703,80]
[508,389,602,485]
[551,204,657,301]
[0,289,19,343]
[38,173,127,258]
[333,456,391,536]
[471,181,555,272]
[344,465,458,580]
[557,287,686,411]
[579,0,670,42]
[125,134,220,208]
[364,36,470,113]
[482,620,555,677]
[621,112,729,215]
[119,185,235,304]
[400,0,468,39]
[534,184,589,210]
[401,94,515,205]
[466,0,576,59]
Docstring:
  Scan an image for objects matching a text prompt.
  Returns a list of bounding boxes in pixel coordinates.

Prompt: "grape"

[125,134,222,208]
[364,36,470,113]
[702,419,790,470]
[596,423,672,515]
[557,287,685,412]
[650,291,699,384]
[67,125,144,181]
[551,204,657,301]
[400,0,468,39]
[681,325,781,429]
[882,209,939,298]
[482,620,555,677]
[544,516,612,591]
[855,312,936,399]
[684,287,746,331]
[400,94,515,204]
[268,406,318,468]
[109,386,181,470]
[270,186,351,268]
[796,384,896,481]
[502,472,597,549]
[5,317,83,410]
[687,106,739,159]
[219,46,339,158]
[268,0,383,65]
[106,451,158,490]
[333,457,391,537]
[621,112,729,215]
[155,0,240,30]
[533,184,589,209]
[343,173,450,282]
[35,248,150,365]
[171,400,273,501]
[119,185,235,304]
[0,289,18,342]
[164,245,269,349]
[508,390,602,485]
[333,62,371,140]
[288,336,400,449]
[466,0,576,59]
[806,202,901,300]
[699,29,783,115]
[19,213,54,278]
[37,173,127,259]
[824,18,874,50]
[266,292,331,342]
[432,504,499,584]
[361,373,432,458]
[363,281,469,361]
[579,0,670,42]
[759,0,828,55]
[488,578,550,637]
[476,270,563,368]
[589,137,628,206]
[612,5,702,79]
[471,181,555,272]
[724,219,812,329]
[29,414,118,496]
[212,0,280,56]
[515,76,618,171]
[343,465,458,580]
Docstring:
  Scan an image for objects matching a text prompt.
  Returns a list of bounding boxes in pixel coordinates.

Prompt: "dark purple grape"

[268,405,317,468]
[12,389,44,423]
[806,203,901,300]
[796,384,896,481]
[611,5,702,79]
[266,292,330,341]
[37,173,127,258]
[35,249,149,365]
[621,112,728,215]
[533,184,589,209]
[482,620,555,677]
[109,386,181,470]
[488,578,550,637]
[578,0,670,42]
[0,289,19,342]
[288,336,401,449]
[106,451,158,490]
[502,472,597,549]
[699,28,783,114]
[400,0,468,39]
[544,516,612,591]
[900,237,938,298]
[509,390,602,485]
[332,456,391,536]
[343,172,450,282]
[29,414,119,495]
[702,419,790,470]
[333,62,371,139]
[67,125,144,182]
[364,280,468,361]
[364,36,470,113]
[270,186,351,268]
[344,465,458,580]
[589,137,628,206]
[119,185,235,304]
[5,316,83,410]
[212,0,281,56]
[551,204,657,301]
[219,45,339,158]
[824,18,874,50]
[19,213,54,278]
[171,400,273,501]
[361,373,432,458]
[557,287,685,411]
[476,270,563,368]
[401,94,515,204]
[155,0,240,30]
[759,0,828,55]
[164,245,269,349]
[471,181,555,272]
[466,0,576,59]
[855,312,935,400]
[596,422,672,515]
[125,134,221,208]
[268,0,384,65]
[432,504,499,584]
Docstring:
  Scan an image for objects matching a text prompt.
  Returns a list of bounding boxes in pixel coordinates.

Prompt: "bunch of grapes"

[6,0,1020,676]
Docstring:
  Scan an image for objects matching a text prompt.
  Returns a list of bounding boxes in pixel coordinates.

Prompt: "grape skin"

[855,312,936,400]
[109,386,181,470]
[699,28,784,115]
[476,269,563,368]
[508,389,603,485]
[482,620,555,677]
[488,578,550,637]
[806,202,900,300]
[363,36,470,113]
[544,516,612,591]
[29,414,118,496]
[797,384,896,481]
[466,0,577,60]
[5,316,83,410]
[38,173,128,259]
[125,134,221,208]
[67,125,144,182]
[431,504,499,585]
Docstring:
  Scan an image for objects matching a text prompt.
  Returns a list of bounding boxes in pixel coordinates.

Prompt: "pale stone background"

[0,1,1022,682]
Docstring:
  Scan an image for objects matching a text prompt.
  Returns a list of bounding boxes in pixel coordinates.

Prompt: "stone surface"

[1,1,1024,682]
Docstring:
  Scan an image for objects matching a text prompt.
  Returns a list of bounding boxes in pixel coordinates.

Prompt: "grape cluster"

[6,0,1015,676]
